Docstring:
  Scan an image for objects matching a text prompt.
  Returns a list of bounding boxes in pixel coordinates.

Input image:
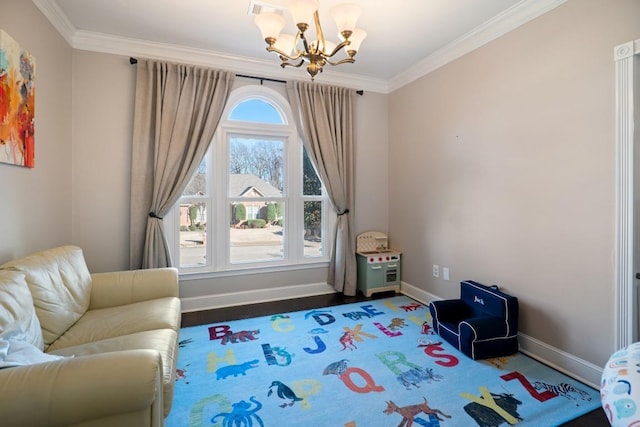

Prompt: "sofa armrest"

[0,349,163,427]
[459,316,510,340]
[89,268,178,310]
[430,299,472,323]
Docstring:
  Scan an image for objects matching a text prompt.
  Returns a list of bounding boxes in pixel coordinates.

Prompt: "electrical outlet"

[443,267,450,281]
[432,264,440,278]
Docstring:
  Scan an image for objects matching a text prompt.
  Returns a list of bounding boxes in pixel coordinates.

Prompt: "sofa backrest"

[460,280,518,328]
[0,270,45,350]
[1,246,92,347]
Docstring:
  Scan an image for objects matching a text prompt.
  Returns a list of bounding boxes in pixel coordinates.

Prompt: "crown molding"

[71,30,389,93]
[388,0,568,92]
[32,0,566,94]
[31,0,76,45]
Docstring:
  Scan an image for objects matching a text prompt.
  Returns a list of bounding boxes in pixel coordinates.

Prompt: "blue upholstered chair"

[429,280,519,360]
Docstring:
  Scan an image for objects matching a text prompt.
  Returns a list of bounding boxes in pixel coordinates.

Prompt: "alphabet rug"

[167,295,601,427]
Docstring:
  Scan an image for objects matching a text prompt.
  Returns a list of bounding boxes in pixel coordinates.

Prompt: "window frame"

[165,84,334,277]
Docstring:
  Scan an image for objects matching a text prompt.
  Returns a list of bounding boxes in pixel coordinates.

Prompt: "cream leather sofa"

[0,245,181,427]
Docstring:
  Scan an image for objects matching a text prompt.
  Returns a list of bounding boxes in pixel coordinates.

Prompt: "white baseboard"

[181,280,603,388]
[180,282,337,313]
[400,281,442,305]
[517,334,602,388]
[399,281,603,388]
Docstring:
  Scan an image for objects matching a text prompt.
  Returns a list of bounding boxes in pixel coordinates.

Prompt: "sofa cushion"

[0,271,44,350]
[49,329,178,417]
[1,246,92,347]
[0,335,66,368]
[46,297,180,352]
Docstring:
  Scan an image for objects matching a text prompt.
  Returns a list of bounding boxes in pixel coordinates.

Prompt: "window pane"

[230,202,284,263]
[183,158,207,196]
[303,148,321,196]
[229,137,284,195]
[229,99,284,124]
[304,201,324,257]
[179,202,207,267]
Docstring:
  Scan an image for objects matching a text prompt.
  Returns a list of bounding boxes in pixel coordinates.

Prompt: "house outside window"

[165,85,333,274]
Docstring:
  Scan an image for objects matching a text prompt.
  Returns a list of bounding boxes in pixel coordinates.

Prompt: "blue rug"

[167,295,600,426]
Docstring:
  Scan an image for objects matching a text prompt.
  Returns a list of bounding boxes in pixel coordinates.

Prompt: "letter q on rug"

[167,296,600,427]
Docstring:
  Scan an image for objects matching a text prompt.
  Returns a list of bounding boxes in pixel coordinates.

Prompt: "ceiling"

[32,0,565,92]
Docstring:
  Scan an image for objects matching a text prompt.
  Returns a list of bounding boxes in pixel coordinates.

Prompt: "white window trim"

[165,84,335,277]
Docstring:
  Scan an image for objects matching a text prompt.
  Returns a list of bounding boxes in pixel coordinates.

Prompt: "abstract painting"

[0,30,35,168]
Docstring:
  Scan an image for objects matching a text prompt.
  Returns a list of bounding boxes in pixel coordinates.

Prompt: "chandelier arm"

[313,10,326,54]
[267,46,303,61]
[324,57,355,66]
[298,27,313,56]
[291,30,304,60]
[281,59,305,69]
[324,40,352,58]
[255,5,363,80]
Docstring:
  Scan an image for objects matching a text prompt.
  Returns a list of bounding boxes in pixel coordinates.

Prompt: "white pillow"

[1,246,92,347]
[0,324,66,369]
[0,270,44,350]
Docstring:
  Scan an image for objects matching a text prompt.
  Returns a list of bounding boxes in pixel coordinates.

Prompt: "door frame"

[615,39,640,349]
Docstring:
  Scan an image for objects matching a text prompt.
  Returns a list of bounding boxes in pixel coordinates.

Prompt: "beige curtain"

[129,59,234,269]
[287,81,357,295]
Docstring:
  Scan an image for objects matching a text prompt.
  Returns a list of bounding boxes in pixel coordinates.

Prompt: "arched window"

[166,85,332,273]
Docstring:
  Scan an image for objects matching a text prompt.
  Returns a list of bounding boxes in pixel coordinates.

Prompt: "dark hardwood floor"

[181,291,609,427]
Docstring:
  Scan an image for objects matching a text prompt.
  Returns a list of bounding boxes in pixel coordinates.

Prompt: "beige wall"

[389,0,640,366]
[71,51,136,272]
[0,0,72,263]
[0,0,389,300]
[9,0,629,370]
[354,91,389,234]
[69,52,389,297]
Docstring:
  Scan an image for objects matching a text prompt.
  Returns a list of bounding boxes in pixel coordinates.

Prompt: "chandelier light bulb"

[273,33,296,56]
[254,13,286,43]
[345,28,366,53]
[330,3,361,36]
[286,0,319,30]
[255,1,365,80]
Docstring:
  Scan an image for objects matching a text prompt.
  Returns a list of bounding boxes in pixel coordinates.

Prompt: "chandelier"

[254,0,366,80]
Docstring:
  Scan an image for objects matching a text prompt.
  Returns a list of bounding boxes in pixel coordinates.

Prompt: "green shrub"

[180,225,188,232]
[188,204,199,226]
[247,219,266,228]
[234,204,246,224]
[265,203,277,223]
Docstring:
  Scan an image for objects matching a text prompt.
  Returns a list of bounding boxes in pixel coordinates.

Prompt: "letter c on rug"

[272,317,294,332]
[191,394,231,427]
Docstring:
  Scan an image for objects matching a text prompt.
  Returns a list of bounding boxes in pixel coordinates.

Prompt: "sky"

[229,98,284,124]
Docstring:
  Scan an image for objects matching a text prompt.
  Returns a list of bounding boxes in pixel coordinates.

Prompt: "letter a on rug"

[167,296,600,426]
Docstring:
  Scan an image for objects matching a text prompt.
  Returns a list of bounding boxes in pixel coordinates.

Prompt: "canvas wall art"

[0,30,35,168]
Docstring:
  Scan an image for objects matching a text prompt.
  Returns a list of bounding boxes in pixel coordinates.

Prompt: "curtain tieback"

[337,209,350,216]
[149,212,163,220]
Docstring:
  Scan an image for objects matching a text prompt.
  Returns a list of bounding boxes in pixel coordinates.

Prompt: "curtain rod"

[129,57,363,96]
